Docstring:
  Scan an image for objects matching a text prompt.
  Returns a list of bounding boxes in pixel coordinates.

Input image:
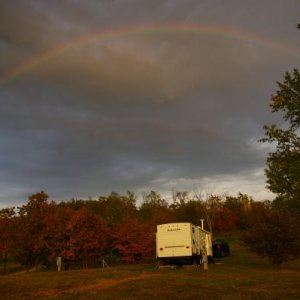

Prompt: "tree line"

[0,190,267,271]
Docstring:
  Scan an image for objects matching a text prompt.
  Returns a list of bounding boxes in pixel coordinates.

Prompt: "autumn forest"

[1,189,298,272]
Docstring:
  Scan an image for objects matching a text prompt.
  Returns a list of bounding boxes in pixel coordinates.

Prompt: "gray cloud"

[0,0,299,206]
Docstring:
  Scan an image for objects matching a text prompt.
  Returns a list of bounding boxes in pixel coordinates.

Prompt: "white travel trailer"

[156,222,212,266]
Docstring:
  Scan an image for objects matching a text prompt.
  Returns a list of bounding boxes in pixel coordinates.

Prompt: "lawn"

[1,234,300,299]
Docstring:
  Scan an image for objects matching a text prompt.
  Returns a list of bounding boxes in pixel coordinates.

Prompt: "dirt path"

[33,272,159,298]
[68,272,157,293]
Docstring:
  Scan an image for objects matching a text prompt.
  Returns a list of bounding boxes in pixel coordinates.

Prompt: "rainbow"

[1,23,299,86]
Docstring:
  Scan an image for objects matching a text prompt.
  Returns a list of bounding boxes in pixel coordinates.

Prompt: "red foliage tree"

[213,207,238,232]
[15,191,53,268]
[63,207,109,268]
[39,205,74,264]
[0,208,16,273]
[112,218,155,263]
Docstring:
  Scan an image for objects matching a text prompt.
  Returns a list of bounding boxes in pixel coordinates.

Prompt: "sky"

[0,0,299,207]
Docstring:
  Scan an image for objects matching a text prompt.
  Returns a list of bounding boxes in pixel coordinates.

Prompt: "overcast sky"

[0,0,299,207]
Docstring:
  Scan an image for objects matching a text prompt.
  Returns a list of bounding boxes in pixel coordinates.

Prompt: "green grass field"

[1,234,300,299]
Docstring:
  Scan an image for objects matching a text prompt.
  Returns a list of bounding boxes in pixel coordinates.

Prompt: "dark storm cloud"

[0,0,299,205]
[0,1,63,50]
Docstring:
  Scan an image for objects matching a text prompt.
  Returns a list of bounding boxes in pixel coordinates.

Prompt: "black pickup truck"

[212,239,230,257]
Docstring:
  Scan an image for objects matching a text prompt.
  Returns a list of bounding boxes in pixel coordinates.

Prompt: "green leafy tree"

[139,191,171,225]
[97,192,137,227]
[260,69,300,211]
[171,200,204,225]
[224,193,252,229]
